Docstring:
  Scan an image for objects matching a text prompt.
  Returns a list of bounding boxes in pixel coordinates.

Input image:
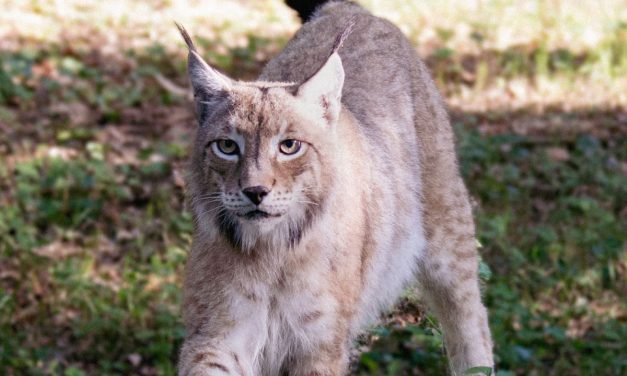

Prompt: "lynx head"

[178,24,347,253]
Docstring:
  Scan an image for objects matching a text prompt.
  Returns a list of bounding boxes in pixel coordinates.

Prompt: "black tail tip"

[285,0,331,22]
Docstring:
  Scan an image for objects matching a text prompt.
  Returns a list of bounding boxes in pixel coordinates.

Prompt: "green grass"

[353,126,626,375]
[0,0,625,375]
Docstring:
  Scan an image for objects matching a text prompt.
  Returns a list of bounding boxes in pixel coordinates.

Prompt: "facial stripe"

[253,116,262,168]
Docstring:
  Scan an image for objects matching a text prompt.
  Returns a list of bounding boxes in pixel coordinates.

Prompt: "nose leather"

[242,186,270,205]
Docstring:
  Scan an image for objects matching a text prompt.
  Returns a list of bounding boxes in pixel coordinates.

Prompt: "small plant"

[464,366,493,375]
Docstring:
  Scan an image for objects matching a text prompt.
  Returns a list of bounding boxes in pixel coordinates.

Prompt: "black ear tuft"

[330,16,357,56]
[175,22,197,52]
[175,23,232,126]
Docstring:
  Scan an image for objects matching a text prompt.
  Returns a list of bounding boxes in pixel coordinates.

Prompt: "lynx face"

[190,86,337,251]
[179,21,345,253]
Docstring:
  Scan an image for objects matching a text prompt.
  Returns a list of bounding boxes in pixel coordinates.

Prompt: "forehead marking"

[253,117,262,168]
[253,95,270,168]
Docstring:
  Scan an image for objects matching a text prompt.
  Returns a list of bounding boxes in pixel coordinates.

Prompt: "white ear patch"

[297,52,345,124]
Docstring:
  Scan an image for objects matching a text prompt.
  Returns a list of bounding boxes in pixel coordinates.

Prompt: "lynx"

[177,1,493,375]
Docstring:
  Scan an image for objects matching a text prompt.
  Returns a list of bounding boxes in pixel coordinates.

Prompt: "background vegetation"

[0,0,625,375]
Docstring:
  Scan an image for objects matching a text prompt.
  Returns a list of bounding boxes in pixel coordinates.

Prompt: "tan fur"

[178,2,493,375]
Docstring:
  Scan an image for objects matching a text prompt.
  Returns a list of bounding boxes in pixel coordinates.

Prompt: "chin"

[217,205,311,252]
[238,213,284,234]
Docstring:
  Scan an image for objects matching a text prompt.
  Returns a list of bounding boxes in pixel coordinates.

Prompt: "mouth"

[237,209,282,220]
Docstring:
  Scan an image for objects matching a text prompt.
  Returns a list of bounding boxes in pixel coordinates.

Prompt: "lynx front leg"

[287,313,351,376]
[179,339,250,376]
[419,184,494,375]
[289,342,350,376]
[178,293,268,376]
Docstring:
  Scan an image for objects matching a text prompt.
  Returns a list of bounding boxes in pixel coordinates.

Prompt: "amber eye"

[279,139,302,155]
[216,139,238,155]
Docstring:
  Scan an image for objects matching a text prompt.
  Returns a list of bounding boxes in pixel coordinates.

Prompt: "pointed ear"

[296,52,344,124]
[176,23,232,125]
[295,17,356,125]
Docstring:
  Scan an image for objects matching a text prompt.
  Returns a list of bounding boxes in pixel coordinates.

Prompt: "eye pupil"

[279,139,301,155]
[216,139,238,155]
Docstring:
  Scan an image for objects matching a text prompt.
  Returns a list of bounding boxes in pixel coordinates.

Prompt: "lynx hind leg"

[418,180,494,375]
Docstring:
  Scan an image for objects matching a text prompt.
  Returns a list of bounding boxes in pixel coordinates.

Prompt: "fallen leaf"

[32,241,82,259]
[128,353,142,367]
[545,147,570,162]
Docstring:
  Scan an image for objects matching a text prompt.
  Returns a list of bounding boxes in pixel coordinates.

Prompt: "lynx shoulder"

[177,1,493,375]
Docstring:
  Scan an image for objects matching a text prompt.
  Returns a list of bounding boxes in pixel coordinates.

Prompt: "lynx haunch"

[177,1,493,375]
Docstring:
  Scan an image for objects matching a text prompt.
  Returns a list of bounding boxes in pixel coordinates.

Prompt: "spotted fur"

[178,1,493,375]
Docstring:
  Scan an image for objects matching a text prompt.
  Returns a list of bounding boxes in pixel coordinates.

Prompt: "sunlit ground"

[0,0,625,375]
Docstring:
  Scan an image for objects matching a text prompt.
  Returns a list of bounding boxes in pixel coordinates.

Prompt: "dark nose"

[242,186,270,205]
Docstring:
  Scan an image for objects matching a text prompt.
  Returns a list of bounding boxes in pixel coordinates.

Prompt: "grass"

[0,0,625,375]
